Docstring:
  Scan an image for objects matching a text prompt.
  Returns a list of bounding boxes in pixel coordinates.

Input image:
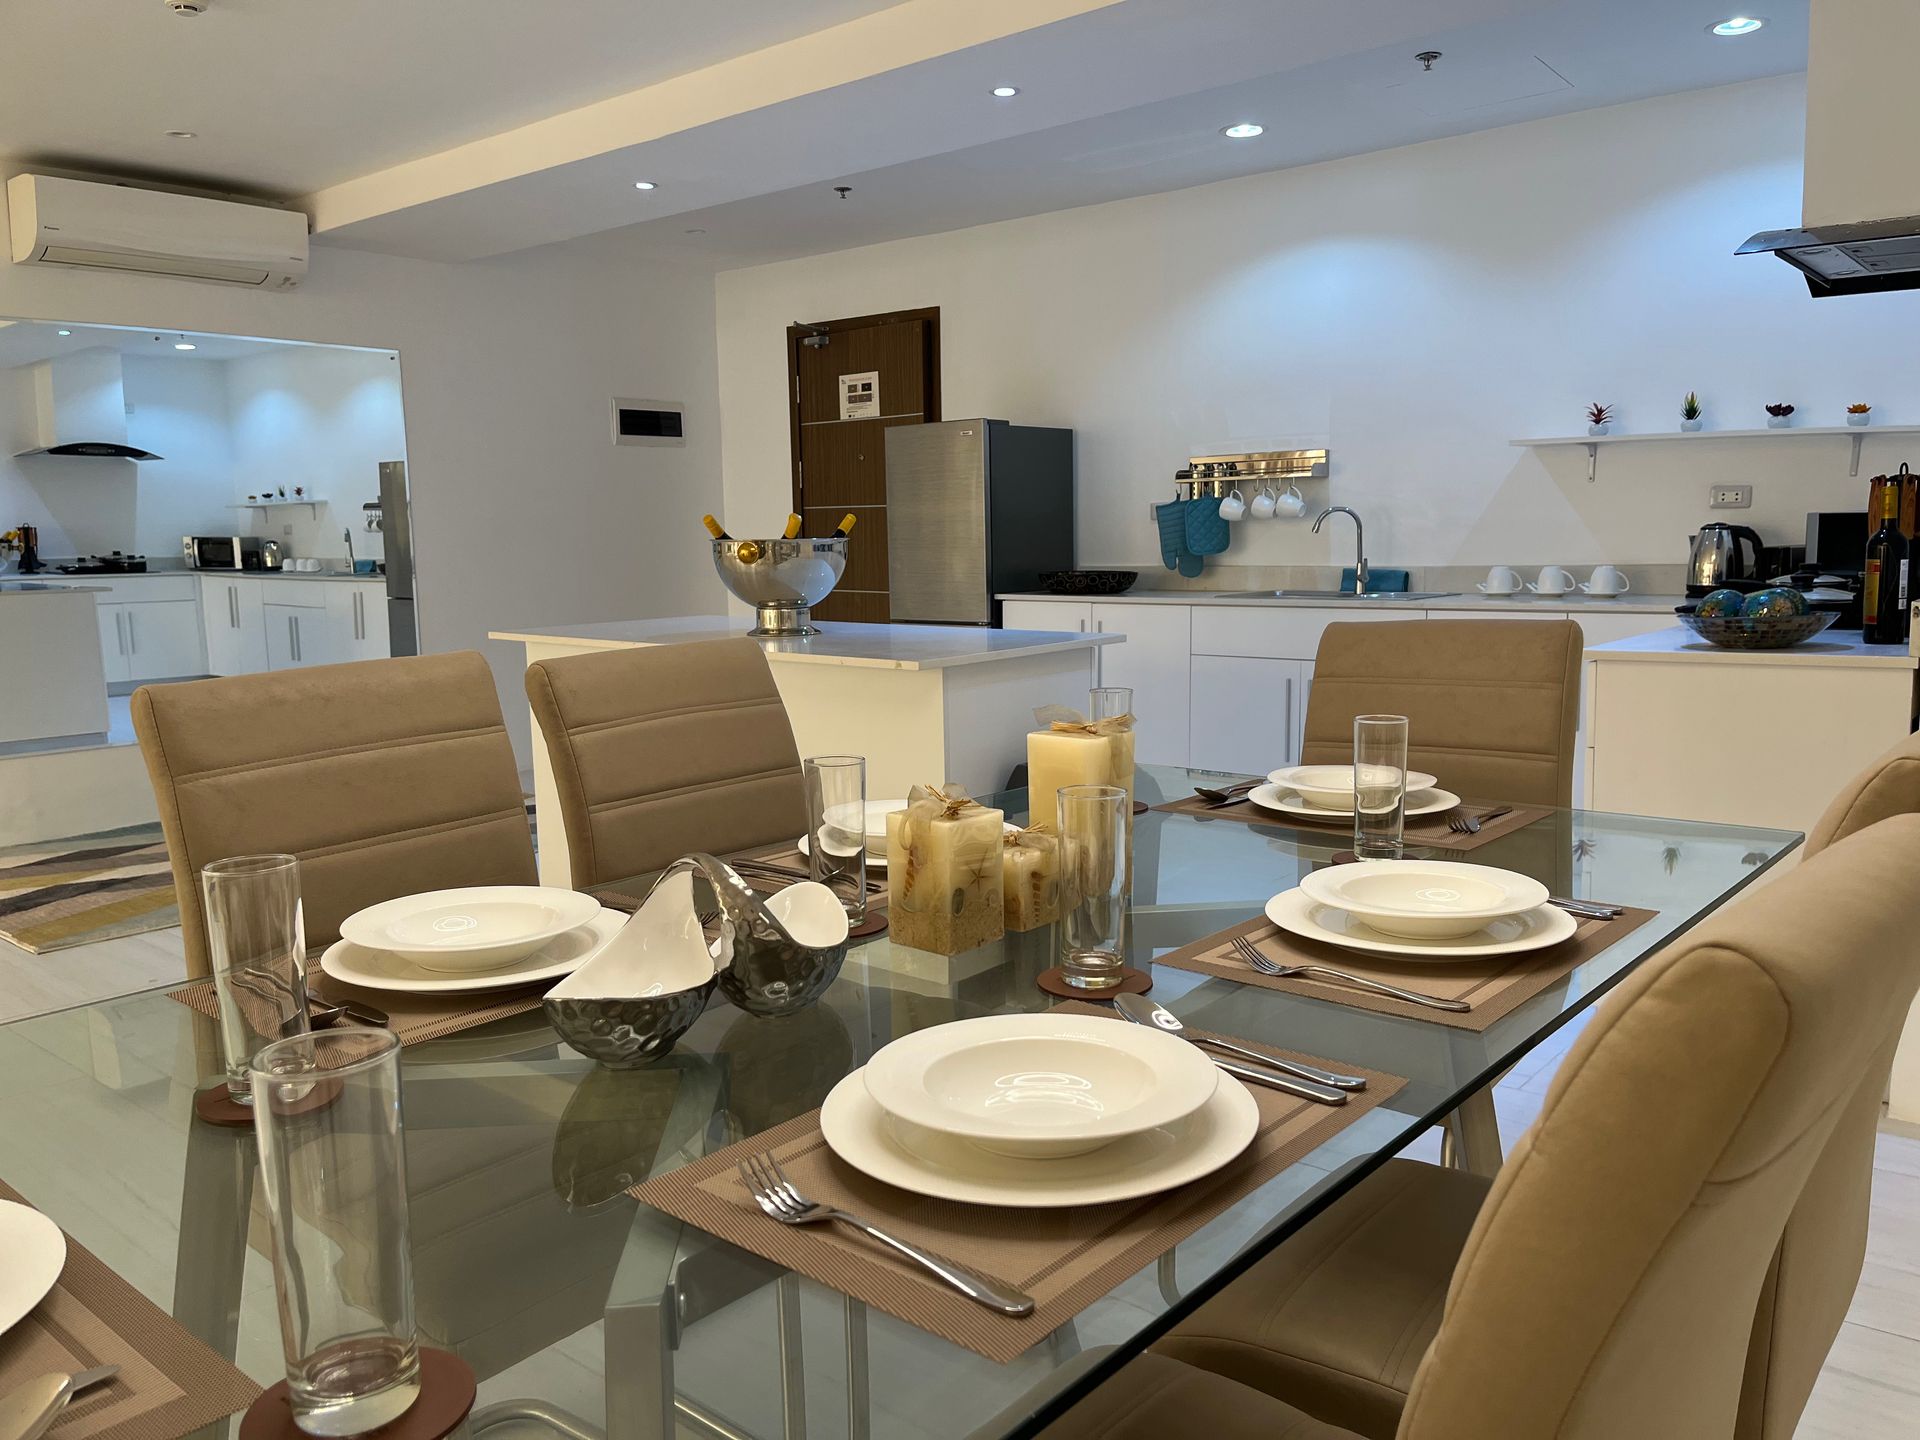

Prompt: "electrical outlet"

[1709,484,1753,509]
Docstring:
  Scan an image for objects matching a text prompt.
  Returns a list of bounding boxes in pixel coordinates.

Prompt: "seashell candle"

[1001,825,1064,932]
[886,783,1006,955]
[1024,692,1136,833]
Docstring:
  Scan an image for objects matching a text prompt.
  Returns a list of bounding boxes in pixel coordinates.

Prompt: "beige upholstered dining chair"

[1300,619,1583,808]
[133,650,536,978]
[1042,812,1920,1440]
[1134,727,1920,1440]
[525,638,808,889]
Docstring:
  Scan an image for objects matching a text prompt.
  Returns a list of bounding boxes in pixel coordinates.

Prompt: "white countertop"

[0,580,108,595]
[998,590,1687,615]
[490,616,1123,671]
[1586,626,1918,669]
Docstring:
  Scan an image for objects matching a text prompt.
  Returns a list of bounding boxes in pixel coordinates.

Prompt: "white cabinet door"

[200,577,269,675]
[123,600,206,680]
[1001,600,1093,633]
[1089,602,1191,765]
[266,604,343,670]
[97,603,130,684]
[1189,655,1306,773]
[326,584,390,661]
[357,585,390,657]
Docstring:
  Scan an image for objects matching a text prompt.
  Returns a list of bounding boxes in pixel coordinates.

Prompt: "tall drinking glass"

[251,1028,421,1437]
[805,755,868,924]
[1353,715,1410,860]
[202,854,309,1103]
[1059,784,1128,990]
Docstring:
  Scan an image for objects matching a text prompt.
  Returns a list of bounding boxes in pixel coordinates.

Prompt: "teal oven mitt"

[1155,502,1193,572]
[1185,496,1231,557]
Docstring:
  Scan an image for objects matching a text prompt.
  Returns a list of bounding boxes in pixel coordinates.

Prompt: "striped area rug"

[0,824,178,954]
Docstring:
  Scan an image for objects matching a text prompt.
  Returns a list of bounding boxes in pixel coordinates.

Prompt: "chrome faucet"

[1313,506,1369,594]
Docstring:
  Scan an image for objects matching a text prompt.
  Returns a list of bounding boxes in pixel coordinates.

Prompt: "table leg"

[1442,1091,1503,1176]
[777,1275,807,1439]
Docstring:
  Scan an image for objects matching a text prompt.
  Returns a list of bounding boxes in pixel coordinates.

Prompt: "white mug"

[1529,565,1576,595]
[1581,565,1630,596]
[1478,565,1521,594]
[1218,487,1247,522]
[1275,483,1307,518]
[1249,483,1278,520]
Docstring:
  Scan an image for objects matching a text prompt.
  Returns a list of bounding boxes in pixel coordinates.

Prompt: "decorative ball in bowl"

[711,536,848,637]
[1039,570,1138,596]
[1675,608,1839,651]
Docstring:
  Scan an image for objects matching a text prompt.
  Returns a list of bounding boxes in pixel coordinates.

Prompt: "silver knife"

[1111,995,1347,1104]
[1114,993,1367,1090]
[0,1366,118,1440]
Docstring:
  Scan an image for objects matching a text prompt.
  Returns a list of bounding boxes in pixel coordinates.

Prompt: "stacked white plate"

[822,1014,1260,1207]
[1248,765,1460,823]
[320,885,622,993]
[0,1201,66,1338]
[801,800,1018,869]
[1267,860,1574,959]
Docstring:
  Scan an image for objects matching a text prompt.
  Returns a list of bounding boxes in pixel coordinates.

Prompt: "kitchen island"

[0,581,108,744]
[489,617,1123,886]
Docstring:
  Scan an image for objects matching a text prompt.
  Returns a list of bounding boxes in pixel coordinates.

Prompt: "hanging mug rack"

[1174,447,1329,499]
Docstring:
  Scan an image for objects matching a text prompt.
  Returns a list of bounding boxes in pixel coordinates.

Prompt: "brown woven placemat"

[628,1010,1404,1363]
[1151,794,1551,852]
[169,975,545,1048]
[0,1179,260,1440]
[1154,904,1655,1032]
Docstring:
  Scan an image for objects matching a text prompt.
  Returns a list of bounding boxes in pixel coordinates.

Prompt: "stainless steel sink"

[1204,589,1460,601]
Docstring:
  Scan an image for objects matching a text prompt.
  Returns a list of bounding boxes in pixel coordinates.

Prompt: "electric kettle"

[1688,523,1765,588]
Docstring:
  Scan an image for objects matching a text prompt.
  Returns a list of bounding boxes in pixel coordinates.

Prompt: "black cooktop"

[57,553,148,575]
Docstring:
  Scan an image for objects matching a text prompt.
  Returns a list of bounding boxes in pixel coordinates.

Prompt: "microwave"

[185,535,282,571]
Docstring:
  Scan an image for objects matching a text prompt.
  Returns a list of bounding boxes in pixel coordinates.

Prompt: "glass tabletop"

[0,767,1799,1440]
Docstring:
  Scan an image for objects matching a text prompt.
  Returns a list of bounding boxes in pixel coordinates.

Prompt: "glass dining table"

[0,768,1799,1440]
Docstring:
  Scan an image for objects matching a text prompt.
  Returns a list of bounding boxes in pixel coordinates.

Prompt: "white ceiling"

[0,320,378,371]
[0,0,1811,270]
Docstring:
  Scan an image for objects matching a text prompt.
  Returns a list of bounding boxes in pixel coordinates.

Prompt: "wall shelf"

[1511,425,1920,483]
[231,499,325,515]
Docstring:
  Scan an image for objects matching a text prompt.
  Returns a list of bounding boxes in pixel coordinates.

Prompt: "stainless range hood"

[11,349,161,461]
[1740,0,1920,296]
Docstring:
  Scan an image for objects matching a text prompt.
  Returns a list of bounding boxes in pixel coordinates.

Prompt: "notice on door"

[839,371,880,420]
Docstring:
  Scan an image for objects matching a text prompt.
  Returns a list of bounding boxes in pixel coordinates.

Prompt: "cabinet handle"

[289,614,298,663]
[126,610,136,655]
[1093,619,1105,687]
[1284,675,1295,762]
[230,588,239,628]
[114,611,126,656]
[355,591,364,640]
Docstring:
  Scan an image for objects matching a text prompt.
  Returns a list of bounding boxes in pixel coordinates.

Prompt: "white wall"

[0,232,727,761]
[715,75,1920,576]
[225,345,405,564]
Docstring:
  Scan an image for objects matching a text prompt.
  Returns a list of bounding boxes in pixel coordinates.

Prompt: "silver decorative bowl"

[689,854,851,1018]
[545,985,715,1070]
[712,537,848,636]
[1676,609,1839,650]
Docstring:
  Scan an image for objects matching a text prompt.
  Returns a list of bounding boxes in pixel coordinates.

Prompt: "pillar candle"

[887,788,1006,955]
[1001,829,1064,932]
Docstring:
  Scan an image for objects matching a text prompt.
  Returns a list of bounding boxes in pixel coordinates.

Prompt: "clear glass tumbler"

[805,754,868,925]
[1059,783,1129,990]
[202,854,309,1103]
[251,1028,422,1437]
[1353,714,1410,860]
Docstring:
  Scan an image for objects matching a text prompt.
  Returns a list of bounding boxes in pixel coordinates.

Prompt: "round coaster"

[192,1084,255,1130]
[1036,964,1151,1000]
[847,911,889,941]
[239,1348,475,1440]
[1132,800,1149,816]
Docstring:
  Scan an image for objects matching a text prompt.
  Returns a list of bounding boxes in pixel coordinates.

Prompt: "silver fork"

[737,1151,1035,1316]
[1229,935,1471,1013]
[1446,809,1481,835]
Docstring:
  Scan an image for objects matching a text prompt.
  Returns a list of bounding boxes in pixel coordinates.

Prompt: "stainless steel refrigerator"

[884,419,1074,625]
[377,460,419,656]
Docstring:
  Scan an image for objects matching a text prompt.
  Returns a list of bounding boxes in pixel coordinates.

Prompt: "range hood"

[1740,0,1920,296]
[12,349,161,461]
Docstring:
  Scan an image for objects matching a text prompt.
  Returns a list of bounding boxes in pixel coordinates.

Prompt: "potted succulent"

[1586,402,1614,437]
[1680,393,1703,432]
[1765,402,1796,429]
[1847,403,1872,427]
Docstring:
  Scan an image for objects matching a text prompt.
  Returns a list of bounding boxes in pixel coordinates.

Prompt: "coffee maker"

[16,524,43,574]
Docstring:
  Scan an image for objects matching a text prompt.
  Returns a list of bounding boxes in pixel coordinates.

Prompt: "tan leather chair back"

[133,651,536,979]
[525,639,806,888]
[1735,727,1920,1438]
[1301,619,1582,808]
[1399,816,1920,1440]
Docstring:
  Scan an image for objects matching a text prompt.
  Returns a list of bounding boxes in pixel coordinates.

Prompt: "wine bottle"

[701,515,729,541]
[782,514,803,539]
[833,512,858,538]
[1862,478,1910,645]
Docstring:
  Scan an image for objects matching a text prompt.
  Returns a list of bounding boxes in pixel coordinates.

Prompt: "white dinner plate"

[1264,887,1578,960]
[1266,765,1438,808]
[1246,785,1461,822]
[1299,860,1549,940]
[820,1068,1259,1208]
[0,1200,66,1338]
[320,907,626,993]
[863,1013,1220,1158]
[340,886,603,972]
[799,821,1019,870]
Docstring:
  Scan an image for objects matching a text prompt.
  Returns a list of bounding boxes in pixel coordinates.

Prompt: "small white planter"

[1847,412,1871,427]
[1588,423,1611,437]
[1680,418,1703,432]
[1766,415,1794,429]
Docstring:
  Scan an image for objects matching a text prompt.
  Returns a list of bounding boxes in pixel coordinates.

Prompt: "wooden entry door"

[788,308,940,622]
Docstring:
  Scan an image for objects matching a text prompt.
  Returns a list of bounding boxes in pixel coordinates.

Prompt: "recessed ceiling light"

[991,86,1019,98]
[164,129,197,139]
[633,180,657,190]
[1710,16,1765,36]
[1221,122,1264,139]
[174,341,197,351]
[56,329,72,336]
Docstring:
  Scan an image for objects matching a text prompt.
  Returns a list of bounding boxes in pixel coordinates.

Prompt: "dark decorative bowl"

[1039,570,1138,596]
[1674,609,1840,650]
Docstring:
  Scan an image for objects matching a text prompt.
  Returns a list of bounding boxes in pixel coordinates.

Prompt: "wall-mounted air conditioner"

[6,174,309,289]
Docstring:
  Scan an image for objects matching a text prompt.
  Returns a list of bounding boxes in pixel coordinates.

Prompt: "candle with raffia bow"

[1024,694,1136,835]
[886,782,1006,955]
[1001,823,1067,932]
